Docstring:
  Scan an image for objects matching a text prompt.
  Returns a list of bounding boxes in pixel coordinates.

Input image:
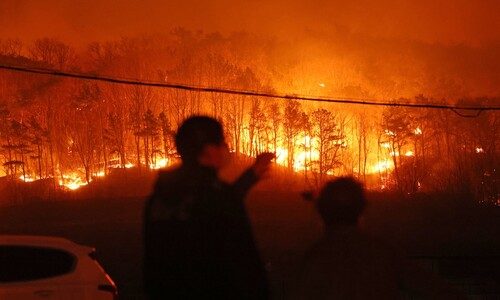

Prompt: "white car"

[0,235,117,300]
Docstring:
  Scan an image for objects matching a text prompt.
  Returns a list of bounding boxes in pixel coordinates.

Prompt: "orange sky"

[1,0,499,46]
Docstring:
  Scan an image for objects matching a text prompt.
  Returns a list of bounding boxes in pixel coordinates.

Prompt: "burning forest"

[0,30,499,204]
[1,2,500,299]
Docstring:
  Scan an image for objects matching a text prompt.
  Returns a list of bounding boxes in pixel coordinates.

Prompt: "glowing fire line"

[14,125,415,190]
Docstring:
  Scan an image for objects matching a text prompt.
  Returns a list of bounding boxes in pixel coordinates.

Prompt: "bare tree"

[29,38,76,69]
[27,116,48,179]
[267,102,282,155]
[140,109,160,169]
[381,106,415,195]
[67,84,102,183]
[0,38,23,56]
[283,100,306,171]
[127,86,154,170]
[355,112,371,181]
[310,108,345,186]
[159,111,175,164]
[248,98,268,156]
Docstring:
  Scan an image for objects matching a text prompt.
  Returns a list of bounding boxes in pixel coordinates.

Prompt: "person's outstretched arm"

[230,152,275,199]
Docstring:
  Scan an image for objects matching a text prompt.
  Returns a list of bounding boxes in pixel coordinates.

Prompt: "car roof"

[0,235,94,255]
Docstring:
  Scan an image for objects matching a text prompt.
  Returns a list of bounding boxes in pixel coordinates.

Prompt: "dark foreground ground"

[1,191,500,299]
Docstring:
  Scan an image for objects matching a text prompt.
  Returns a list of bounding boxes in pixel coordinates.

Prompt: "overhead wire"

[450,108,484,118]
[1,64,499,117]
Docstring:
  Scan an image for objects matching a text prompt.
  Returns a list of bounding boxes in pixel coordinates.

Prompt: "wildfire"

[293,149,320,172]
[377,161,392,172]
[385,130,396,136]
[275,147,288,165]
[8,125,406,192]
[10,143,401,192]
[150,158,169,169]
[367,161,394,173]
[19,175,35,182]
[59,174,88,190]
[54,155,170,190]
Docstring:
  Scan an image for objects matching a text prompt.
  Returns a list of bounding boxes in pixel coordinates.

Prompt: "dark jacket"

[292,226,464,300]
[292,226,403,300]
[144,164,269,300]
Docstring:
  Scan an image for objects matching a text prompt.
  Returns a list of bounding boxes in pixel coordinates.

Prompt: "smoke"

[1,0,499,46]
[1,0,499,99]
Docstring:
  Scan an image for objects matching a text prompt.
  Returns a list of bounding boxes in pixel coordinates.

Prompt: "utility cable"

[1,64,499,116]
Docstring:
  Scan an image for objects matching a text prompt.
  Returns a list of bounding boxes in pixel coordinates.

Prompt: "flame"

[376,161,392,172]
[270,133,398,179]
[150,157,169,169]
[367,161,394,173]
[475,147,484,153]
[94,171,105,177]
[19,175,35,182]
[7,117,418,193]
[304,135,312,147]
[52,161,140,190]
[293,149,320,172]
[59,174,89,190]
[275,147,288,165]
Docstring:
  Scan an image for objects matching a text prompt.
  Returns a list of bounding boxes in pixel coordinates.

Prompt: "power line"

[1,64,499,116]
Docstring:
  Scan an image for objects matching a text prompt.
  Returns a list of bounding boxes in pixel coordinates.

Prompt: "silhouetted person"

[144,116,273,300]
[292,177,463,300]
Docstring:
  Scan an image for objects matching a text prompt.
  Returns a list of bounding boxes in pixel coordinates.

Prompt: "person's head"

[175,116,229,169]
[316,177,366,227]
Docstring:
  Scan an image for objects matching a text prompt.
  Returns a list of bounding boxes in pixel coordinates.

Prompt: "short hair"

[316,177,366,226]
[175,116,224,163]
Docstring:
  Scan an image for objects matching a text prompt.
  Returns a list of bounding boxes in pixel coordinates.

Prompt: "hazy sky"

[1,0,499,46]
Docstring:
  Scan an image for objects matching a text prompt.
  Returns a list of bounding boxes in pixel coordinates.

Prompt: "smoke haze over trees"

[1,0,500,99]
